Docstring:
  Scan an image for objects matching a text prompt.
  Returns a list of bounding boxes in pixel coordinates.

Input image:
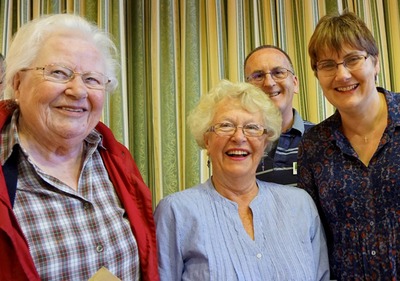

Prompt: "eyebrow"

[318,51,366,61]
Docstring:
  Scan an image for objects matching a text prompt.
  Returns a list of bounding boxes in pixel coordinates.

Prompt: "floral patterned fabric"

[298,87,400,280]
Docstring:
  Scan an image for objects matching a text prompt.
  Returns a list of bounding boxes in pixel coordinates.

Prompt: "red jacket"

[0,101,159,281]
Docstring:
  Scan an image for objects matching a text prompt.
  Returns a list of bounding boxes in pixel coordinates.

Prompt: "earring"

[14,98,19,105]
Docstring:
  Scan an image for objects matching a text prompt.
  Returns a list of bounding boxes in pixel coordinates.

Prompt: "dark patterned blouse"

[298,87,400,280]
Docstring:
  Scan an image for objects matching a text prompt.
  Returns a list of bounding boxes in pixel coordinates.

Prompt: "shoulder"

[257,181,318,216]
[380,88,400,121]
[95,122,133,162]
[302,113,338,142]
[155,184,207,213]
[258,181,314,204]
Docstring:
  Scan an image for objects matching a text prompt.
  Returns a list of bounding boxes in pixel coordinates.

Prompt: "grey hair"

[4,13,118,98]
[187,79,282,149]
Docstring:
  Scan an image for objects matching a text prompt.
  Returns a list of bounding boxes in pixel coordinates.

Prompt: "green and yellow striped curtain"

[1,0,399,207]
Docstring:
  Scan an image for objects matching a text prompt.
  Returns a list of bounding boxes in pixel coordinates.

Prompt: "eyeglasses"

[208,122,267,137]
[21,63,111,90]
[246,68,294,84]
[316,54,369,77]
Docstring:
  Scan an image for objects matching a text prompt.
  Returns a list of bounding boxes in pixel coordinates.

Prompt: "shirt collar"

[287,109,305,135]
[0,109,105,166]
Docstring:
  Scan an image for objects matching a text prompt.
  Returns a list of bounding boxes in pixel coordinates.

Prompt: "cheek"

[254,138,268,156]
[88,92,106,113]
[316,78,331,91]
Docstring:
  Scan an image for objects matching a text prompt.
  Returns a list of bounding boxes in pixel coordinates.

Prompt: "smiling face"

[244,48,299,120]
[14,32,106,144]
[204,98,268,181]
[315,45,379,112]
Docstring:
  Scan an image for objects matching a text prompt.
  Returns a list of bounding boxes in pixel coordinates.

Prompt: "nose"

[334,63,352,80]
[65,75,89,99]
[262,73,276,87]
[230,126,247,142]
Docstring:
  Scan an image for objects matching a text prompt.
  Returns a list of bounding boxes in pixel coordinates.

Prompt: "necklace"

[360,94,386,143]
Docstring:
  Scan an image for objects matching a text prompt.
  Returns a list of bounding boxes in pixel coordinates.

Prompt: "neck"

[341,93,387,143]
[211,175,258,204]
[281,109,294,133]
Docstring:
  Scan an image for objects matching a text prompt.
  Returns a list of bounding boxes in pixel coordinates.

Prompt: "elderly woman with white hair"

[154,79,329,281]
[0,14,159,281]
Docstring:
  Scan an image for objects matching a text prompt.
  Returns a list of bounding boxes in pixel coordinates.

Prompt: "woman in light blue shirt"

[154,80,329,281]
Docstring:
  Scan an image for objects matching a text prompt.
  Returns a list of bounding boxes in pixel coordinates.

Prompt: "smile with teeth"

[268,92,280,97]
[336,84,358,91]
[226,150,249,157]
[61,107,85,112]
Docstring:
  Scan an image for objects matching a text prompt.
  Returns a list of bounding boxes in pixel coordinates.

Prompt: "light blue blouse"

[154,179,329,281]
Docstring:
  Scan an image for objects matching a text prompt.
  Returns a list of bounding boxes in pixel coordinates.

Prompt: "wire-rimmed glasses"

[208,122,267,137]
[246,67,294,84]
[316,54,369,77]
[21,63,111,90]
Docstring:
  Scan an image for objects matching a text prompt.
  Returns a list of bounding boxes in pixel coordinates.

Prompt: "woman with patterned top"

[0,14,159,281]
[155,79,329,281]
[298,11,400,280]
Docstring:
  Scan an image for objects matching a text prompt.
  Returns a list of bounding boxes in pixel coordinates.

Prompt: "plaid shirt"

[2,111,140,281]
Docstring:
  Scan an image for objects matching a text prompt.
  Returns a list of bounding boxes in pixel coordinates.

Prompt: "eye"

[218,122,234,128]
[47,66,71,80]
[249,71,265,81]
[83,73,103,86]
[273,68,285,75]
[317,61,336,70]
[215,122,235,132]
[244,123,262,131]
[345,55,363,66]
[272,68,288,78]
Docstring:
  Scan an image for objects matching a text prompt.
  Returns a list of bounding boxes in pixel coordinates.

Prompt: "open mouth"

[226,150,250,157]
[268,92,281,98]
[336,84,358,92]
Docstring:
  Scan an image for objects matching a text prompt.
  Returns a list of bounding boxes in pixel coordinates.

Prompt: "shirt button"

[96,244,104,253]
[369,221,374,226]
[371,250,376,256]
[256,253,262,259]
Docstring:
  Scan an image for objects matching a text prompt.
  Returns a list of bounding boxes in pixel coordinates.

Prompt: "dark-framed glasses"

[246,67,294,84]
[208,122,267,137]
[21,63,111,90]
[316,54,369,77]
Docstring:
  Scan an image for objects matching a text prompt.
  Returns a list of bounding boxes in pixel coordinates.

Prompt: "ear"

[373,55,380,76]
[204,133,210,152]
[13,72,22,100]
[263,135,270,150]
[293,75,299,94]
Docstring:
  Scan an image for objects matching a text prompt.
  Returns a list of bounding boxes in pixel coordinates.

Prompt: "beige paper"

[88,267,122,281]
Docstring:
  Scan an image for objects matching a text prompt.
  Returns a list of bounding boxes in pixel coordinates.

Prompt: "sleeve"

[154,198,184,281]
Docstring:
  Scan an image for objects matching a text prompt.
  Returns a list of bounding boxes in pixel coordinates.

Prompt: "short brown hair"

[308,12,378,71]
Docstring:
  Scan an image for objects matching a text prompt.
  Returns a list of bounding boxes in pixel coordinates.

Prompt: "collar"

[284,109,305,135]
[0,109,105,166]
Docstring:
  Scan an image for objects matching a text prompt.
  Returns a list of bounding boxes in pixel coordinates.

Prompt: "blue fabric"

[154,179,329,281]
[298,88,400,280]
[256,109,314,186]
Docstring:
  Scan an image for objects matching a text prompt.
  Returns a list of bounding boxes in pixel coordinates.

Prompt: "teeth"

[61,107,84,112]
[227,150,249,156]
[337,85,357,91]
[268,92,280,97]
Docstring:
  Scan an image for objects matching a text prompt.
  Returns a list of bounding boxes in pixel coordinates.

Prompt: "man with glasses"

[244,45,314,186]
